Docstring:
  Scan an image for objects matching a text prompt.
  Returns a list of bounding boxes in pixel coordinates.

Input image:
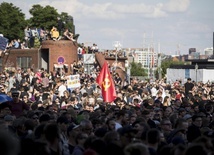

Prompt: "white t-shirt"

[58,84,67,97]
[77,47,82,54]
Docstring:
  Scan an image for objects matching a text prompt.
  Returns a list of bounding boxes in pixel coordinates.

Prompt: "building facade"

[1,40,78,74]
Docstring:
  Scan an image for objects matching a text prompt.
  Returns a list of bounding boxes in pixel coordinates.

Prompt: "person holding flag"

[96,61,116,103]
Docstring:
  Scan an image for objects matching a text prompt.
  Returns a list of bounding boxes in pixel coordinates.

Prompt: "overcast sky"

[3,0,214,55]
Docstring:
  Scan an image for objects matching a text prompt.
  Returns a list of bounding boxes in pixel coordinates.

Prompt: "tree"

[28,5,59,30]
[130,62,147,76]
[28,5,75,32]
[0,2,26,41]
[0,2,76,41]
[59,12,75,33]
[155,57,185,78]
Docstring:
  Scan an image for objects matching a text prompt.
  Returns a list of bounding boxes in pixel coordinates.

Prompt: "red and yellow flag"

[96,61,116,102]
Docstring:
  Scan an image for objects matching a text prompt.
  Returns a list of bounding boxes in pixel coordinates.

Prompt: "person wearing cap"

[4,114,14,127]
[0,91,29,118]
[183,114,192,126]
[0,106,11,119]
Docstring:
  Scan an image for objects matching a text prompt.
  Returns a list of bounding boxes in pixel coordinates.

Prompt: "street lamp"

[195,63,198,83]
[125,60,131,84]
[113,41,122,70]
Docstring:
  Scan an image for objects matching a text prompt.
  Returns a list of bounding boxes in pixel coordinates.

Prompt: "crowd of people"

[7,25,100,58]
[6,17,78,50]
[0,60,214,155]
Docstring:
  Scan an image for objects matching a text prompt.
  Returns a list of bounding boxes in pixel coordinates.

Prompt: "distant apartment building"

[189,48,196,54]
[204,47,213,56]
[125,48,158,68]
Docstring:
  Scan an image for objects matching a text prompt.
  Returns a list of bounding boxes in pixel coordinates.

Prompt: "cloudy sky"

[3,0,214,55]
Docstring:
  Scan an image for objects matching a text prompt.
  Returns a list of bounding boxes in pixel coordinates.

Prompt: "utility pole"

[158,42,162,80]
[113,41,122,70]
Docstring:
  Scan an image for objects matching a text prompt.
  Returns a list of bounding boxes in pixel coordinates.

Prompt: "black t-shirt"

[31,77,38,86]
[68,144,75,154]
[184,82,194,94]
[73,64,79,73]
[42,92,49,101]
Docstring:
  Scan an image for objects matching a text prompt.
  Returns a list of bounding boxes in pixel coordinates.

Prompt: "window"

[17,57,32,69]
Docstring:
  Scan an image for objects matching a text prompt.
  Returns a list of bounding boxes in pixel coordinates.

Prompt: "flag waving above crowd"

[0,35,8,53]
[96,61,116,103]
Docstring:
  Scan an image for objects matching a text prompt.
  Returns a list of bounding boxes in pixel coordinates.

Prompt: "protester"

[0,54,214,155]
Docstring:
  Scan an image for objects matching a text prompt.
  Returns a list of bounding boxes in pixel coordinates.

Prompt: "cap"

[183,114,192,120]
[153,120,160,125]
[187,78,191,81]
[4,115,14,121]
[67,124,80,136]
[67,124,80,131]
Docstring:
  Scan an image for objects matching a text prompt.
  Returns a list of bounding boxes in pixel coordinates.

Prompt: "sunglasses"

[12,95,19,98]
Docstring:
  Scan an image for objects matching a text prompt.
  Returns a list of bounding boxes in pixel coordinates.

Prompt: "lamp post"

[125,60,131,84]
[157,53,162,80]
[114,41,122,70]
[195,63,198,83]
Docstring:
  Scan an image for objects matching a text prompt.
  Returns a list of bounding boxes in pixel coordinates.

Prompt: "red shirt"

[7,100,30,117]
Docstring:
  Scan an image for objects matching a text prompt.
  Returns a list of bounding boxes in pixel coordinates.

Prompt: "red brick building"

[1,40,78,73]
[1,40,127,80]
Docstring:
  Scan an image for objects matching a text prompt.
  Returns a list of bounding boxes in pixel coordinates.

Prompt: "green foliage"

[59,12,75,33]
[29,5,59,30]
[34,37,40,48]
[0,2,26,41]
[130,62,147,76]
[0,2,76,42]
[158,58,185,78]
[28,5,75,33]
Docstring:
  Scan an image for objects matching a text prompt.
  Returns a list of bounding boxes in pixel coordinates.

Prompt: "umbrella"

[0,93,12,103]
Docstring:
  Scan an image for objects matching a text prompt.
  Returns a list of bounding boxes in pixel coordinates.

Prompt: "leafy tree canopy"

[0,2,26,41]
[160,57,185,78]
[131,62,147,76]
[0,2,75,41]
[29,5,59,30]
[60,12,75,33]
[28,5,74,32]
